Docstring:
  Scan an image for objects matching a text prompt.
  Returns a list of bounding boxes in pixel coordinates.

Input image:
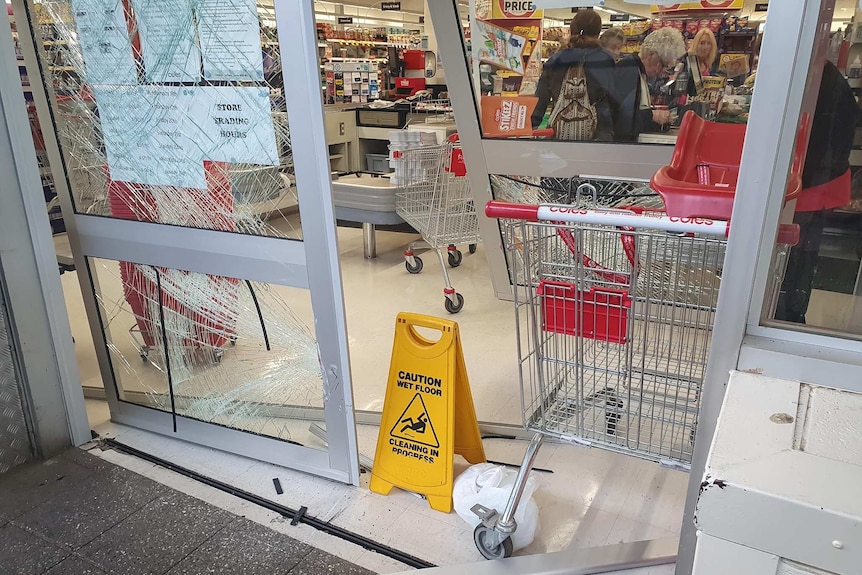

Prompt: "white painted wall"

[693,372,862,575]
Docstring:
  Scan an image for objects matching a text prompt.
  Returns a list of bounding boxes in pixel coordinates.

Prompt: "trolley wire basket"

[466,198,800,560]
[394,137,481,313]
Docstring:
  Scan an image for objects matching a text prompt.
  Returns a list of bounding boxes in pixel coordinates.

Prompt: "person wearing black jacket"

[775,60,860,323]
[613,27,686,141]
[530,10,616,141]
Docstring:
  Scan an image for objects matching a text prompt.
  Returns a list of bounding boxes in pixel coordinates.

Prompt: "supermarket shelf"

[50,65,77,72]
[43,40,68,46]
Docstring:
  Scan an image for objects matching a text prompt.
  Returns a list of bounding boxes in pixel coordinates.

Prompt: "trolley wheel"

[140,353,148,363]
[473,525,513,560]
[469,243,477,254]
[405,257,424,274]
[448,250,463,267]
[230,335,237,346]
[445,293,465,314]
[213,349,224,364]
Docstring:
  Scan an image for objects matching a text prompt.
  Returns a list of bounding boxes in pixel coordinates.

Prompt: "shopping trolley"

[468,198,799,559]
[394,135,481,314]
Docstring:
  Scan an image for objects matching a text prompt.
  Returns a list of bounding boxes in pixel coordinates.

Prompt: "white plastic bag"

[452,463,541,551]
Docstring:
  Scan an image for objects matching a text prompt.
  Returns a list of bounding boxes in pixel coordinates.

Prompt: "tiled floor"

[0,449,372,575]
[64,222,686,572]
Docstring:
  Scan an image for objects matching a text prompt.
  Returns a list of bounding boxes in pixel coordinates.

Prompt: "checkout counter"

[323,101,458,259]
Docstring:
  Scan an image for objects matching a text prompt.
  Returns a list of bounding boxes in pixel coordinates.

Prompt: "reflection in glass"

[468,1,757,143]
[761,15,862,337]
[91,258,323,441]
[36,1,300,239]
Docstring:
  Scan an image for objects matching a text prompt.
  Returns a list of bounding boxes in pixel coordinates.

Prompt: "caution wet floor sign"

[370,313,486,512]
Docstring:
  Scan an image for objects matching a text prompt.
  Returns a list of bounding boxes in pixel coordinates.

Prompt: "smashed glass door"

[17,0,359,483]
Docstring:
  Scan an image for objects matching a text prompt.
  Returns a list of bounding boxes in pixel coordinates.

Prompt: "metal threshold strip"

[388,538,678,575]
[101,437,678,574]
[100,438,434,569]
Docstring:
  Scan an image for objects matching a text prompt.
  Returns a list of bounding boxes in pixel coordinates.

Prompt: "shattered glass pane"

[90,257,324,442]
[35,0,300,239]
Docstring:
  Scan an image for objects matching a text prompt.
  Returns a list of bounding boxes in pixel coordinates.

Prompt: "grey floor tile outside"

[0,448,375,575]
[0,523,69,575]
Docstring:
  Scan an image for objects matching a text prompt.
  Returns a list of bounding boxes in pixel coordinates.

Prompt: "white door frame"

[13,0,360,484]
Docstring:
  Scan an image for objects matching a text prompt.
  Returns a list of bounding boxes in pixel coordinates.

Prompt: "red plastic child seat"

[650,111,807,219]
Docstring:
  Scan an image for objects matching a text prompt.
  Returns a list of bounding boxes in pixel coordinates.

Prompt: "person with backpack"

[530,9,616,141]
[612,27,687,141]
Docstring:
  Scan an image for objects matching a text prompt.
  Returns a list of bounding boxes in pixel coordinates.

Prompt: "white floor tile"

[604,515,678,546]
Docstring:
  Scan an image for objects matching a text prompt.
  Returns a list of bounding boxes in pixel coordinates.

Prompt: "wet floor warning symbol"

[370,313,486,513]
[391,393,439,448]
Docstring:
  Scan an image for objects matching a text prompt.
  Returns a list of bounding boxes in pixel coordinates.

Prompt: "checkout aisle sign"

[370,313,486,513]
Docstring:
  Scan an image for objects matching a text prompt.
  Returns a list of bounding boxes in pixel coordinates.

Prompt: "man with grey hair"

[612,27,687,141]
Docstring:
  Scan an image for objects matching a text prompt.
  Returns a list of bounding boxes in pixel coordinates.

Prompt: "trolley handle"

[485,200,801,245]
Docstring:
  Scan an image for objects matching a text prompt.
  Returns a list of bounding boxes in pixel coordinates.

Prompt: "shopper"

[600,27,626,62]
[684,28,718,96]
[612,27,686,141]
[775,59,859,324]
[530,9,616,141]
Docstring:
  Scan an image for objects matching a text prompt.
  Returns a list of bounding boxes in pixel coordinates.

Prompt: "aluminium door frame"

[429,1,844,574]
[13,0,360,485]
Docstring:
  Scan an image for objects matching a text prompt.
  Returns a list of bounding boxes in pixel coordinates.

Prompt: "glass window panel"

[760,10,862,339]
[34,0,301,239]
[466,2,749,143]
[89,257,324,444]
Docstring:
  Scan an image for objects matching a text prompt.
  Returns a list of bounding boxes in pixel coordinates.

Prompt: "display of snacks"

[721,15,750,33]
[543,26,567,44]
[621,20,651,38]
[719,52,750,78]
[653,18,685,32]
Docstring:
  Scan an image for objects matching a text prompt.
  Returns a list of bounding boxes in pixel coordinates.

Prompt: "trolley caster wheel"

[444,293,464,314]
[405,257,424,274]
[448,250,463,268]
[230,335,237,346]
[140,353,148,363]
[469,243,477,254]
[213,350,224,364]
[473,525,513,560]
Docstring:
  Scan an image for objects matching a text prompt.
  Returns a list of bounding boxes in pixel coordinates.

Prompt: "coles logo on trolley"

[668,216,715,225]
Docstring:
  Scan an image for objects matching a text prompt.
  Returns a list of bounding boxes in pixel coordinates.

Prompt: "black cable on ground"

[101,438,435,570]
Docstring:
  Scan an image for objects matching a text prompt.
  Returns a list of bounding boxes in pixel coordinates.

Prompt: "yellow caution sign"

[370,313,486,512]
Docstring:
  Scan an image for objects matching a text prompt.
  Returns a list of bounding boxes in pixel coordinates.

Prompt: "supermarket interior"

[3,0,862,573]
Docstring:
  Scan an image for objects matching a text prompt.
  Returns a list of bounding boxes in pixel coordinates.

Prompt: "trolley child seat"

[650,111,808,219]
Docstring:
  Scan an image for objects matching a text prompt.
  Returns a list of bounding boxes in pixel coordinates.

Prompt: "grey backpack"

[548,58,597,141]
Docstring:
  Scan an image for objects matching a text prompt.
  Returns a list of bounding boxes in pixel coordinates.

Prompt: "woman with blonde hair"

[685,28,718,95]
